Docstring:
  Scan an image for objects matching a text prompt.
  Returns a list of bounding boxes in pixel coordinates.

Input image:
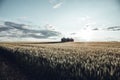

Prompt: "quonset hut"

[61,37,74,42]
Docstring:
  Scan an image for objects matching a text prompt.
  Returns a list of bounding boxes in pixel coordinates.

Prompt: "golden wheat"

[0,42,120,80]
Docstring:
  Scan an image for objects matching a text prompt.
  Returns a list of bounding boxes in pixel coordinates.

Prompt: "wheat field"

[0,42,120,80]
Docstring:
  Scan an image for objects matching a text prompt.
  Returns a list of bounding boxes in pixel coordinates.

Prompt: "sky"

[0,0,120,41]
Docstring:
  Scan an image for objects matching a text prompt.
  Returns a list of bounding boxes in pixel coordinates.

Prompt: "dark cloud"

[92,28,99,30]
[5,21,25,30]
[106,26,120,31]
[0,26,13,31]
[4,21,61,37]
[91,26,120,31]
[0,21,61,40]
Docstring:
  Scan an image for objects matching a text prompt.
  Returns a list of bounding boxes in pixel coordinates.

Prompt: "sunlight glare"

[80,28,93,41]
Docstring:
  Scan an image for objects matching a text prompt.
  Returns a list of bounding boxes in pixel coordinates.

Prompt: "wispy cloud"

[49,0,64,9]
[44,24,56,30]
[90,26,120,31]
[53,2,63,8]
[105,26,120,31]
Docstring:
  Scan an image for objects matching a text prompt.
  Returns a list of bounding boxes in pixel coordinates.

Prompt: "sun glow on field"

[80,28,93,41]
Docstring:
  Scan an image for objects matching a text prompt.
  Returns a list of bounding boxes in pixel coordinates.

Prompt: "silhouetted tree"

[61,37,74,42]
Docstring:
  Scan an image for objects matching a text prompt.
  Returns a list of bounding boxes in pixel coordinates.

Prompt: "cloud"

[0,27,12,32]
[53,2,63,8]
[105,26,120,31]
[49,0,64,9]
[89,26,120,31]
[0,21,61,41]
[92,28,99,30]
[44,24,56,30]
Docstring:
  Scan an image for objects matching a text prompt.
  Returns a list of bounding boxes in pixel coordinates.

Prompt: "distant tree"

[66,38,70,42]
[61,37,74,42]
[61,37,66,42]
[69,38,74,42]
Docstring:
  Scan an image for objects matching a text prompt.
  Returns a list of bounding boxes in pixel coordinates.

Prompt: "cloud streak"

[0,21,61,41]
[53,2,63,8]
[106,26,120,31]
[92,28,99,30]
[91,26,120,31]
[49,0,64,9]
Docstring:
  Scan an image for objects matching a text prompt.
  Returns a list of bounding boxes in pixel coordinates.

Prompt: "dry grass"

[0,42,120,80]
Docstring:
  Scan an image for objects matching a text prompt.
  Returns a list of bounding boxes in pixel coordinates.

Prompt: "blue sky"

[0,0,120,41]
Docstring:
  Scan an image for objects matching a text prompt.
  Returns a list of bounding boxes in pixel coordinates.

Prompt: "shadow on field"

[0,48,27,80]
[0,46,120,80]
[0,47,73,80]
[22,42,67,44]
[0,47,58,80]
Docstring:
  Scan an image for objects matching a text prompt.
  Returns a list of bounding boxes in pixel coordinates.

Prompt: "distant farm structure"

[61,37,74,42]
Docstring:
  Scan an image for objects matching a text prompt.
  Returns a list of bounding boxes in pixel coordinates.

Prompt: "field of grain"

[0,42,120,80]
